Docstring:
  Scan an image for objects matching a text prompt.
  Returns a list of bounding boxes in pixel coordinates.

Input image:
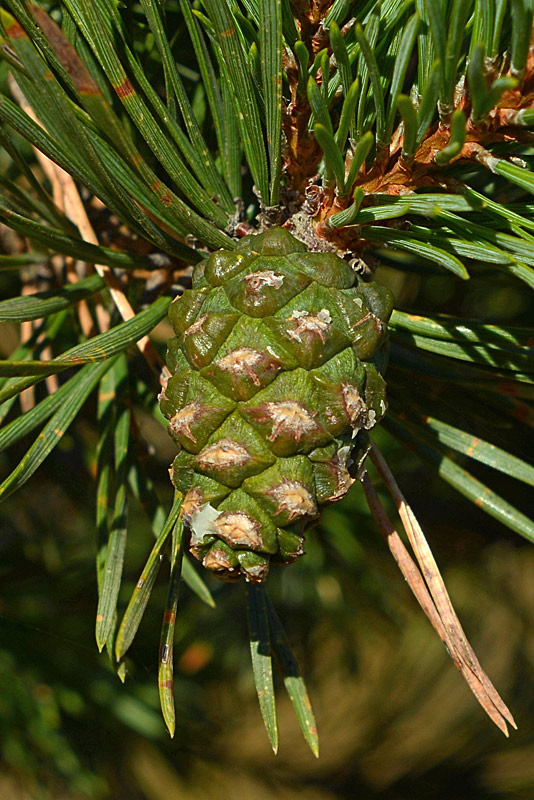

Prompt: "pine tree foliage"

[0,0,533,750]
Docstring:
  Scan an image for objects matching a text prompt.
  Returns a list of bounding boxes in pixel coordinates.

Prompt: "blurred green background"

[1,270,533,800]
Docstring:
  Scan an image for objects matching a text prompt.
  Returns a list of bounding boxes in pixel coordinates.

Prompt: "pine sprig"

[0,0,532,751]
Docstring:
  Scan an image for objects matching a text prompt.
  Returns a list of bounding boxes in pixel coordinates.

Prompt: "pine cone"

[160,228,393,582]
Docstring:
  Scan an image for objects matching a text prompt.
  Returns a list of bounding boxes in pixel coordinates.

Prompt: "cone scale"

[160,227,393,582]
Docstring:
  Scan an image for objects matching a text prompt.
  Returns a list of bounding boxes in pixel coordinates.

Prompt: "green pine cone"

[160,227,393,583]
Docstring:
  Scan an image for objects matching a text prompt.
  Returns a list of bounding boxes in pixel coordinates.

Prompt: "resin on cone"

[160,227,393,582]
